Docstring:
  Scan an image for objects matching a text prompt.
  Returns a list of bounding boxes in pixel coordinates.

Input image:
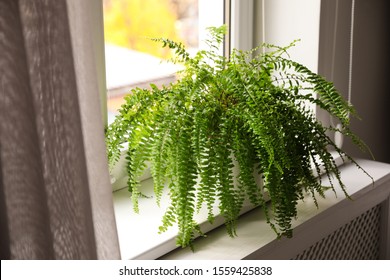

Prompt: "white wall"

[199,0,321,73]
[262,0,321,73]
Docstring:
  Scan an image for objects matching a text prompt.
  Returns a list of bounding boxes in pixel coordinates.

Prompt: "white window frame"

[99,0,345,260]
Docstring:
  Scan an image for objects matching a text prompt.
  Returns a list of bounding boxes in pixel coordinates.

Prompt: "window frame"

[101,0,345,259]
[108,0,328,189]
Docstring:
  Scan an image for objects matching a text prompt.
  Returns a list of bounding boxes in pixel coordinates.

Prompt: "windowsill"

[112,177,178,259]
[160,159,390,259]
[112,151,390,260]
[112,170,259,260]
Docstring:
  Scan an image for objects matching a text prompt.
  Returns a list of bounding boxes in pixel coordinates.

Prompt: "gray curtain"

[0,0,120,259]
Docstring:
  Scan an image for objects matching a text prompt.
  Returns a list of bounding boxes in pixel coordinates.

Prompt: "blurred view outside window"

[103,0,223,124]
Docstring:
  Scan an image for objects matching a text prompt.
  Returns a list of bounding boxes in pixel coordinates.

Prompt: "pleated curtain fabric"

[0,0,120,259]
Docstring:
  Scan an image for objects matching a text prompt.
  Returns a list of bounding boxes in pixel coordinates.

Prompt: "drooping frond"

[105,26,372,249]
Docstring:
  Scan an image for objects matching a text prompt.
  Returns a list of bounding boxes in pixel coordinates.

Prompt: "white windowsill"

[160,159,390,260]
[111,151,377,260]
[112,165,260,260]
[113,159,390,260]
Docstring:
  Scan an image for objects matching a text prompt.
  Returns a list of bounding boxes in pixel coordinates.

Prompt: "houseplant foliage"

[105,26,370,248]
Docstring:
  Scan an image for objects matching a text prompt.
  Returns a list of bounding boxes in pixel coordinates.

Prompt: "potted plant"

[105,26,371,249]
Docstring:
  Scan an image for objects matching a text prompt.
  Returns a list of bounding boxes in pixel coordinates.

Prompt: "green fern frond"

[105,26,372,249]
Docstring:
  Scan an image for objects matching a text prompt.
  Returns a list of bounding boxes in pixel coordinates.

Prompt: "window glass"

[103,0,223,125]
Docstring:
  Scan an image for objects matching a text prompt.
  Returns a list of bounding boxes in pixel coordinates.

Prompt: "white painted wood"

[159,160,390,260]
[230,0,254,51]
[113,159,390,259]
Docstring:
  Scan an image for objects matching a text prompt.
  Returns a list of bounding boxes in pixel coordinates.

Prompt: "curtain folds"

[0,0,120,259]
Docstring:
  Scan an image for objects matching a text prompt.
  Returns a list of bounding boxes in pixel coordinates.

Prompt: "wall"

[254,0,390,164]
[254,0,321,73]
[318,0,390,163]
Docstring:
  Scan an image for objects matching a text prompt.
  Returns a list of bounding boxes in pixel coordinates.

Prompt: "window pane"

[103,0,223,124]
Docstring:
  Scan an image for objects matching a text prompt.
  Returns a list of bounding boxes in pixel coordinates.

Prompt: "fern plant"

[105,26,371,248]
